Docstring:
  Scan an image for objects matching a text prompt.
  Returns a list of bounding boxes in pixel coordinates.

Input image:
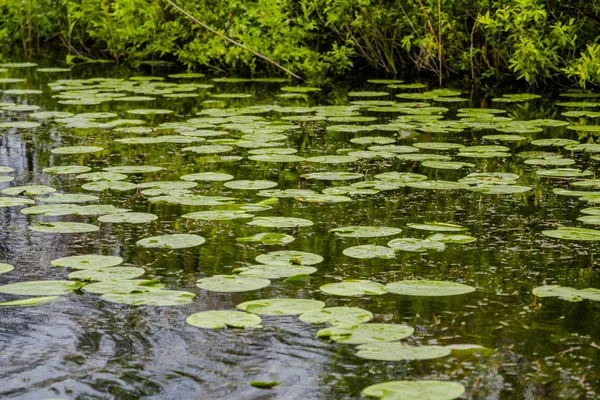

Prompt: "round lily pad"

[388,238,446,252]
[29,222,99,233]
[136,234,206,249]
[248,217,314,228]
[21,204,83,216]
[299,307,373,326]
[237,298,325,315]
[51,254,123,270]
[98,213,158,224]
[224,180,278,190]
[182,210,254,221]
[426,233,477,244]
[197,275,271,292]
[186,310,262,329]
[256,250,323,265]
[68,267,145,281]
[422,161,474,170]
[532,285,600,302]
[330,226,402,238]
[542,227,600,241]
[320,280,387,296]
[51,146,104,154]
[468,185,532,194]
[356,343,451,361]
[82,181,138,192]
[0,197,35,207]
[43,166,92,175]
[248,154,306,162]
[407,222,467,232]
[0,280,83,295]
[101,289,196,306]
[36,193,100,203]
[317,323,414,344]
[536,168,593,178]
[343,245,396,259]
[234,264,316,279]
[362,380,465,400]
[236,232,295,245]
[103,166,165,174]
[385,280,476,296]
[0,263,15,274]
[2,185,56,196]
[0,121,41,129]
[0,296,60,307]
[407,181,468,190]
[301,172,364,181]
[82,279,165,294]
[180,172,234,182]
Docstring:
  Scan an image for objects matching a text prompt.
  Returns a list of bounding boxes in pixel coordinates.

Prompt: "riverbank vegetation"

[1,0,599,86]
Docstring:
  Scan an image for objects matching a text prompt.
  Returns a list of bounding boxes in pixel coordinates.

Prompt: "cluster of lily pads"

[2,62,600,398]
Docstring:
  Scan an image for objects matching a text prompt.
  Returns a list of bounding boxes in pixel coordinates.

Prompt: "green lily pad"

[248,154,306,162]
[385,280,476,296]
[256,250,323,265]
[280,86,321,93]
[532,285,600,302]
[248,217,313,228]
[299,307,373,326]
[330,226,402,238]
[482,134,527,142]
[43,166,92,175]
[0,296,61,307]
[2,185,56,196]
[197,275,271,292]
[68,267,145,281]
[301,172,364,181]
[542,227,600,241]
[36,193,99,203]
[182,210,254,221]
[148,194,237,206]
[21,204,83,216]
[421,161,474,170]
[407,181,468,190]
[236,232,295,245]
[101,289,196,306]
[426,233,477,243]
[362,380,465,400]
[224,180,277,190]
[183,145,234,154]
[0,121,41,129]
[532,138,579,147]
[459,172,519,185]
[126,108,173,115]
[535,169,593,178]
[413,142,464,150]
[356,343,451,361]
[317,323,414,344]
[388,238,446,252]
[0,280,84,295]
[408,222,467,232]
[51,146,104,154]
[0,263,15,274]
[103,166,164,174]
[234,264,316,279]
[136,234,206,249]
[237,298,325,315]
[82,181,138,192]
[524,158,575,166]
[82,279,165,294]
[375,172,428,183]
[343,245,396,259]
[397,154,452,161]
[320,280,387,296]
[51,254,123,270]
[76,172,128,181]
[186,310,262,329]
[581,207,600,215]
[98,212,158,224]
[468,185,532,194]
[0,197,35,207]
[350,136,396,145]
[29,222,99,233]
[180,172,234,182]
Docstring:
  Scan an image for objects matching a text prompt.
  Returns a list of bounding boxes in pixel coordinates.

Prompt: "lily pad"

[0,263,15,274]
[407,181,468,190]
[82,279,165,294]
[237,298,325,315]
[256,250,323,265]
[356,343,451,361]
[301,172,364,181]
[43,166,92,175]
[137,234,206,249]
[68,267,145,281]
[29,222,99,233]
[388,238,446,252]
[21,204,83,216]
[36,193,100,203]
[98,212,158,224]
[182,210,254,221]
[82,181,138,192]
[408,222,467,232]
[536,169,593,178]
[542,227,600,241]
[0,296,61,307]
[343,245,396,259]
[362,380,465,400]
[103,166,164,174]
[224,180,278,190]
[51,146,104,154]
[330,226,402,238]
[235,264,316,279]
[248,217,313,228]
[0,280,84,295]
[426,233,477,243]
[0,197,36,207]
[186,310,262,329]
[101,289,196,306]
[299,307,373,326]
[236,232,295,245]
[532,285,600,302]
[197,275,271,292]
[51,254,123,270]
[317,323,414,344]
[421,161,474,170]
[320,280,387,296]
[385,280,476,296]
[2,185,56,196]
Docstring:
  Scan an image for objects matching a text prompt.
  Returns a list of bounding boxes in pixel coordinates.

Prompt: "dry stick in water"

[164,0,302,80]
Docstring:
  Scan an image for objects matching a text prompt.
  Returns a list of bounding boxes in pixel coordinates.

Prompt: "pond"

[1,62,600,399]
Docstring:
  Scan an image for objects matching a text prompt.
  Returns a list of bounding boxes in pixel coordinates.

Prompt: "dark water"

[0,63,599,399]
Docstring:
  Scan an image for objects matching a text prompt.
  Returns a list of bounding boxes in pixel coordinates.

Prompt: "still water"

[0,63,599,399]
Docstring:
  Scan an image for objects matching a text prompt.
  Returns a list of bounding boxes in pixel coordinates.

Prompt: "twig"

[164,0,302,80]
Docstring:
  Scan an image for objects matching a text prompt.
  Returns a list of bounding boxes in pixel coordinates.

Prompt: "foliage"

[0,0,599,85]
